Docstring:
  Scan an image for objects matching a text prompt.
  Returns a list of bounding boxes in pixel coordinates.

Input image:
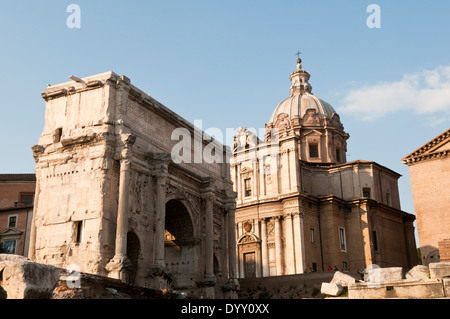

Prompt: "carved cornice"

[402,129,450,165]
[41,80,104,101]
[403,149,450,164]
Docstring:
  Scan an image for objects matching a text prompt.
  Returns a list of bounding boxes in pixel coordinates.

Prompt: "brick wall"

[0,175,36,209]
[438,238,450,262]
[409,157,450,259]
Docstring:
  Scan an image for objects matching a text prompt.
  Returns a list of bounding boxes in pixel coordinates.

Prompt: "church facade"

[30,71,238,298]
[231,57,417,278]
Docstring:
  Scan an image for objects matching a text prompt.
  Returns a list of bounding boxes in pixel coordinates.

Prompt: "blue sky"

[1,1,450,246]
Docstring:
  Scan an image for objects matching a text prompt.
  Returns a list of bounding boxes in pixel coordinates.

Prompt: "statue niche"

[303,109,320,125]
[274,113,291,131]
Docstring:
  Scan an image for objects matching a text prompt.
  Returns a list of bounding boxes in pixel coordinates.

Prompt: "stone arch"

[164,199,199,289]
[165,191,199,236]
[126,231,140,285]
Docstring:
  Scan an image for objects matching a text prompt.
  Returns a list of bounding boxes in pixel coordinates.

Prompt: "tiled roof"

[0,174,36,182]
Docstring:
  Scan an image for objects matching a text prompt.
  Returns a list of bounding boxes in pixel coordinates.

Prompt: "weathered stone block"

[406,265,430,281]
[348,280,445,299]
[443,278,450,297]
[365,266,403,284]
[429,262,450,279]
[320,282,343,296]
[0,254,60,299]
[330,271,357,287]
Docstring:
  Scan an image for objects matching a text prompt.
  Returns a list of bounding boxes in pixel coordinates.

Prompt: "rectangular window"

[75,221,84,244]
[336,148,341,162]
[312,263,317,272]
[54,127,63,143]
[244,178,252,197]
[339,227,347,252]
[20,194,34,206]
[362,187,371,198]
[8,215,17,228]
[310,228,315,243]
[372,230,379,251]
[2,240,17,254]
[385,192,391,206]
[342,261,348,271]
[309,144,319,158]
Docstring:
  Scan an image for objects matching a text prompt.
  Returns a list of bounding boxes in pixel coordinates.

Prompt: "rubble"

[320,282,343,296]
[406,265,430,281]
[330,271,357,287]
[429,262,450,279]
[0,254,60,299]
[320,262,450,299]
[365,266,403,283]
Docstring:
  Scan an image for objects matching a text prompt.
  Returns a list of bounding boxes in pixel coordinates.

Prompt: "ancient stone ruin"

[321,262,450,298]
[0,254,59,299]
[29,71,239,298]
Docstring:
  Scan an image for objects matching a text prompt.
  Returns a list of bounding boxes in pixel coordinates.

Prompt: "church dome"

[267,56,337,125]
[269,93,336,124]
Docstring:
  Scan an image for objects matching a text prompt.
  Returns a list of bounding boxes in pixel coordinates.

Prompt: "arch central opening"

[164,199,197,289]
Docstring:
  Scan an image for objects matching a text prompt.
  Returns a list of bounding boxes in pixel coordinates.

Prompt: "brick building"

[0,174,36,256]
[402,128,450,265]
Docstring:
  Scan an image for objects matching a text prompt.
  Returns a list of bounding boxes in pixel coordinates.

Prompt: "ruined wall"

[33,73,118,274]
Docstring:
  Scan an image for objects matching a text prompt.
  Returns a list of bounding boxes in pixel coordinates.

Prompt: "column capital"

[154,167,169,184]
[224,199,236,212]
[120,133,136,148]
[201,191,215,202]
[283,212,294,219]
[292,211,304,218]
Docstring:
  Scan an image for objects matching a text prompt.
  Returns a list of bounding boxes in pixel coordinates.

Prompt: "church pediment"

[303,129,323,137]
[240,166,253,174]
[237,233,260,244]
[402,128,450,164]
[0,227,23,237]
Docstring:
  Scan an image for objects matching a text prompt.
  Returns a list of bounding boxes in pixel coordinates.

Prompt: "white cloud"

[337,65,450,123]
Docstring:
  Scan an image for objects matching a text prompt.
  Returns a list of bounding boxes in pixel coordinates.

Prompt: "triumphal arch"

[29,71,238,298]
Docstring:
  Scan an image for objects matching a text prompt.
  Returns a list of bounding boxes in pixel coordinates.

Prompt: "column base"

[223,278,240,291]
[196,275,216,287]
[105,255,133,283]
[147,264,173,290]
